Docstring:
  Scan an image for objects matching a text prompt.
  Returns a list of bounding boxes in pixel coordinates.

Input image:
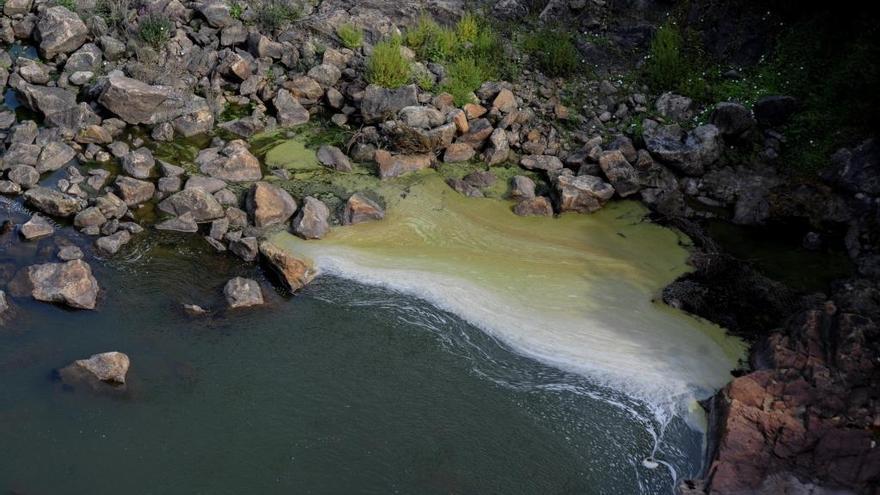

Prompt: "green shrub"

[95,0,130,31]
[456,13,479,44]
[229,2,243,19]
[336,23,363,49]
[255,0,301,32]
[441,57,485,106]
[405,16,458,62]
[139,14,173,48]
[55,0,77,11]
[522,27,579,77]
[367,39,412,88]
[643,21,687,91]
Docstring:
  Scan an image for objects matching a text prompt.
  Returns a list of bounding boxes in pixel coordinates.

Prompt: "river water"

[0,169,743,494]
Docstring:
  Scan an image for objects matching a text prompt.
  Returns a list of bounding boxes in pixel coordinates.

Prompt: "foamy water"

[274,174,744,411]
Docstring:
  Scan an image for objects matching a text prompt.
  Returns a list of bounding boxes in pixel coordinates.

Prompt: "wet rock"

[555,173,615,213]
[753,95,797,127]
[598,150,639,197]
[375,150,434,179]
[7,165,39,188]
[183,303,207,316]
[343,193,385,225]
[73,206,107,229]
[273,89,310,127]
[36,141,76,174]
[155,212,198,233]
[20,214,54,240]
[316,145,353,172]
[98,72,210,126]
[710,102,755,137]
[121,147,155,179]
[159,188,225,223]
[0,181,22,195]
[520,155,563,172]
[196,139,262,182]
[443,142,476,163]
[114,176,156,206]
[655,92,693,121]
[361,84,419,123]
[69,351,129,384]
[224,277,264,308]
[644,123,721,176]
[510,175,536,200]
[95,192,128,219]
[27,259,99,309]
[292,196,330,240]
[35,6,88,59]
[58,245,83,261]
[23,187,81,217]
[229,236,258,262]
[246,182,297,228]
[258,241,314,292]
[95,230,130,255]
[513,196,553,216]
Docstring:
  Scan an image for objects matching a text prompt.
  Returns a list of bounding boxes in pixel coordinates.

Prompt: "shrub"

[336,23,363,49]
[643,21,687,91]
[55,0,77,11]
[255,0,301,32]
[441,57,485,106]
[406,15,457,62]
[522,27,579,77]
[95,0,130,31]
[229,2,243,20]
[456,13,479,44]
[367,39,412,88]
[139,14,173,48]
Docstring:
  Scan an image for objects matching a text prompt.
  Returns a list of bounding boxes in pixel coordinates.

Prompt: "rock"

[35,6,88,59]
[492,88,517,113]
[555,174,615,213]
[224,277,264,308]
[0,181,22,195]
[246,182,297,228]
[398,106,444,129]
[77,124,112,144]
[155,212,198,233]
[510,175,536,200]
[65,43,102,72]
[307,63,341,87]
[114,176,156,206]
[7,80,78,128]
[514,196,553,216]
[159,188,224,223]
[710,102,756,137]
[375,150,434,179]
[198,0,234,28]
[95,192,127,218]
[98,73,210,126]
[36,141,77,173]
[753,95,797,127]
[361,84,419,123]
[173,108,215,137]
[185,176,227,194]
[4,142,40,165]
[598,150,639,197]
[3,0,32,16]
[20,214,54,240]
[220,53,251,82]
[196,140,262,182]
[655,92,693,121]
[0,290,9,320]
[520,155,563,172]
[463,170,496,189]
[443,142,476,163]
[644,123,721,176]
[456,118,493,147]
[343,193,385,225]
[23,187,80,217]
[70,352,130,383]
[58,245,83,261]
[229,236,259,262]
[447,178,483,197]
[95,230,131,255]
[258,241,314,292]
[28,260,98,309]
[7,165,39,188]
[120,147,155,179]
[483,128,510,165]
[73,206,107,229]
[285,75,323,100]
[273,89,310,127]
[183,304,207,316]
[292,196,330,240]
[823,139,880,195]
[316,145,353,172]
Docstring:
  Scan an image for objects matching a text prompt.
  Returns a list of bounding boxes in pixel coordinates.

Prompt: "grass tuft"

[366,38,412,88]
[522,26,579,77]
[336,23,363,50]
[139,14,173,48]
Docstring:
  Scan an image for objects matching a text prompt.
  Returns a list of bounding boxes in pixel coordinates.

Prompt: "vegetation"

[366,38,412,88]
[442,57,485,106]
[229,2,243,20]
[138,14,173,48]
[255,0,301,32]
[336,23,363,50]
[521,27,580,77]
[95,0,130,31]
[55,0,77,11]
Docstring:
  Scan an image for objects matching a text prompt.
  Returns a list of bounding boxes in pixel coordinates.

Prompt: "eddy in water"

[274,171,745,411]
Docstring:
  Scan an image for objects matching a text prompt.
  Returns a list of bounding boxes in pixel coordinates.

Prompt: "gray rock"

[7,165,39,188]
[273,89,309,127]
[58,245,83,261]
[3,0,33,16]
[64,43,102,73]
[98,72,210,126]
[185,176,227,194]
[258,241,314,292]
[510,175,536,200]
[342,193,384,225]
[246,181,297,228]
[36,141,76,173]
[155,212,199,233]
[158,188,225,223]
[23,186,81,217]
[307,63,341,87]
[114,176,156,206]
[196,139,262,182]
[316,145,353,172]
[483,128,509,166]
[4,142,41,165]
[710,102,756,137]
[555,173,615,213]
[513,196,553,216]
[69,352,129,383]
[398,106,444,129]
[20,214,54,240]
[35,6,88,59]
[95,192,127,218]
[224,277,264,308]
[655,92,693,121]
[198,0,234,28]
[10,79,79,127]
[598,150,639,197]
[644,124,721,176]
[229,236,258,262]
[27,259,99,309]
[121,147,156,179]
[361,84,418,123]
[73,206,107,229]
[520,155,563,172]
[95,230,131,255]
[292,196,330,240]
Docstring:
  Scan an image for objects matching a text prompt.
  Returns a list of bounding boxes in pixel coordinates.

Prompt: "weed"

[336,23,363,50]
[95,0,130,31]
[55,0,77,11]
[229,2,243,20]
[255,0,301,32]
[456,13,479,44]
[522,26,579,77]
[139,14,173,48]
[441,57,485,106]
[366,38,412,88]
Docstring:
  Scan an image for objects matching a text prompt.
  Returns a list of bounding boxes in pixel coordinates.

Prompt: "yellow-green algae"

[273,173,746,408]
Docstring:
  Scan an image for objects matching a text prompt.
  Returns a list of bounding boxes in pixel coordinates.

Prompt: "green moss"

[367,38,412,88]
[264,139,321,171]
[336,23,363,50]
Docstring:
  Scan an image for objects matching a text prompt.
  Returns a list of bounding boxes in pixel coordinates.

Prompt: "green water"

[1,235,705,494]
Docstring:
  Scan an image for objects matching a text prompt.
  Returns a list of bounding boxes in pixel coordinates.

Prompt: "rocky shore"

[0,0,877,493]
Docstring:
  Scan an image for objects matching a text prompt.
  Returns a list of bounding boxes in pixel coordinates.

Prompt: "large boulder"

[196,140,262,182]
[555,173,615,213]
[258,241,315,292]
[361,84,419,123]
[598,150,639,197]
[35,6,88,59]
[292,196,330,240]
[11,77,79,127]
[114,176,155,206]
[23,187,81,217]
[246,182,297,228]
[20,215,54,240]
[37,141,76,173]
[98,72,210,125]
[158,188,225,223]
[273,89,310,127]
[644,123,721,176]
[342,193,385,225]
[28,260,99,309]
[224,277,264,308]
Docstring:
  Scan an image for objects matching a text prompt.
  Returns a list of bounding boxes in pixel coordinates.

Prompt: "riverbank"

[0,1,877,493]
